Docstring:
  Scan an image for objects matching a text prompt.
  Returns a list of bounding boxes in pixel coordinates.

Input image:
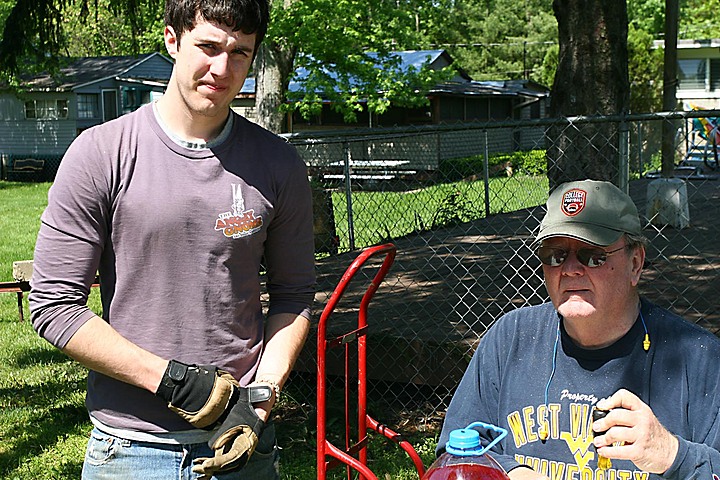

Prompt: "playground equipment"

[683,106,720,171]
[317,243,426,480]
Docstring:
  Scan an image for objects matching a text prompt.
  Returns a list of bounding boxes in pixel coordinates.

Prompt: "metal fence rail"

[284,110,720,414]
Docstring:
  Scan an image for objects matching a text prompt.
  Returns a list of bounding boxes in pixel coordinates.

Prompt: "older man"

[437,179,720,480]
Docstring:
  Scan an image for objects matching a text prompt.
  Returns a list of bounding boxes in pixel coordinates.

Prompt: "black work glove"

[155,359,238,430]
[192,386,266,476]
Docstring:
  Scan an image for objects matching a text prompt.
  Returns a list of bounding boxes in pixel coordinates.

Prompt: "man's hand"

[155,360,238,429]
[192,387,265,477]
[593,389,679,474]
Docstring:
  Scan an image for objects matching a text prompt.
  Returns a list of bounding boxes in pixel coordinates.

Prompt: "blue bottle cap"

[446,428,483,455]
[445,422,508,457]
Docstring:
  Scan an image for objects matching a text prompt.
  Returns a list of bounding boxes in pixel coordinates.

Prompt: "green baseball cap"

[536,179,642,247]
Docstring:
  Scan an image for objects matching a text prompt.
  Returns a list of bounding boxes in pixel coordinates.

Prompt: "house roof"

[239,49,470,96]
[653,38,720,50]
[430,79,550,98]
[21,53,173,91]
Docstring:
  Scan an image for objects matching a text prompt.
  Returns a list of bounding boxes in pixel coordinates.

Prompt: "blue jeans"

[81,423,280,480]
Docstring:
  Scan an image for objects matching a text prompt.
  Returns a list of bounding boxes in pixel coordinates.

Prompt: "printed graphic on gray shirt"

[214,184,264,238]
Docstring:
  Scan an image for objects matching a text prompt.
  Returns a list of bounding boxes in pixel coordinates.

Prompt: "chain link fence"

[4,108,717,439]
[284,109,720,420]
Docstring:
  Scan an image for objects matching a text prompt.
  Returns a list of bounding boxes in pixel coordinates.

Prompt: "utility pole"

[661,0,679,177]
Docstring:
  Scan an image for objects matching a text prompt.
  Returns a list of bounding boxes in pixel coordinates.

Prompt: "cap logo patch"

[561,188,586,216]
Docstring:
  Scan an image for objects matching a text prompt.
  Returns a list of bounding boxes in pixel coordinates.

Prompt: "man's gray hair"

[624,232,648,250]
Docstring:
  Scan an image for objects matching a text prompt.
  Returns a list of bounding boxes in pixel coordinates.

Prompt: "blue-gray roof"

[238,50,549,100]
[21,53,173,91]
[240,49,462,95]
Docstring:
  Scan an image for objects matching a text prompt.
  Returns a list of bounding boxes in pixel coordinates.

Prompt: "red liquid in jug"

[423,463,510,480]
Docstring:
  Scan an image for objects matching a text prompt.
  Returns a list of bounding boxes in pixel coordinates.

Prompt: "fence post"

[482,130,491,217]
[637,124,644,176]
[619,119,630,193]
[0,153,9,181]
[342,141,355,251]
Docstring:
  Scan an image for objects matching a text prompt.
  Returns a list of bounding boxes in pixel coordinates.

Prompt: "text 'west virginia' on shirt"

[438,299,720,480]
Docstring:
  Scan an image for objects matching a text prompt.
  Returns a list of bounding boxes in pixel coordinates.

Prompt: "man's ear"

[164,26,179,58]
[630,246,645,287]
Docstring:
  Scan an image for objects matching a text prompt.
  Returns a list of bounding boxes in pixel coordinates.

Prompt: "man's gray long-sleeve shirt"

[29,104,316,433]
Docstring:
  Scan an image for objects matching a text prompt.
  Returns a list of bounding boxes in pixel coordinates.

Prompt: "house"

[651,39,720,169]
[675,38,720,109]
[0,53,173,180]
[652,38,720,109]
[237,51,551,181]
[233,50,550,132]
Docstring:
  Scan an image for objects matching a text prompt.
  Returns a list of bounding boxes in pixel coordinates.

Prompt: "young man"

[29,1,315,478]
[437,180,720,480]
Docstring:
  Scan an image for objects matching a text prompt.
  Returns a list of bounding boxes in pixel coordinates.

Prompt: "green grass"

[0,181,51,280]
[0,177,546,478]
[330,175,548,250]
[0,319,436,478]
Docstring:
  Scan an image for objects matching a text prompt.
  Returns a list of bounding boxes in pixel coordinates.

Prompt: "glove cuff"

[155,359,189,401]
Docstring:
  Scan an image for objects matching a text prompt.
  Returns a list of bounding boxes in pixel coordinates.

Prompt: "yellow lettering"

[549,461,565,480]
[538,458,549,477]
[616,470,632,480]
[567,463,579,480]
[566,403,593,442]
[633,472,650,480]
[523,406,539,443]
[537,404,549,439]
[507,411,527,447]
[549,403,562,439]
[583,404,592,440]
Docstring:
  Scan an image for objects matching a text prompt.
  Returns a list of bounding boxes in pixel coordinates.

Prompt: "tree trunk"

[255,41,296,133]
[660,0,679,177]
[547,0,630,189]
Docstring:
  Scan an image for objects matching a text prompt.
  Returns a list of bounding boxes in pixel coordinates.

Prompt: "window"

[24,99,69,119]
[678,59,706,90]
[465,98,489,121]
[103,90,118,122]
[121,87,153,114]
[711,59,720,91]
[77,94,100,119]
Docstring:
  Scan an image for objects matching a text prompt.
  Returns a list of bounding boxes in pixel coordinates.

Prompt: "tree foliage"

[255,0,454,130]
[0,0,163,80]
[62,0,164,58]
[2,0,720,123]
[627,24,663,112]
[441,0,557,83]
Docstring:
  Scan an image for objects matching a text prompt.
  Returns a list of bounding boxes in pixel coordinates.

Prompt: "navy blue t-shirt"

[438,299,720,479]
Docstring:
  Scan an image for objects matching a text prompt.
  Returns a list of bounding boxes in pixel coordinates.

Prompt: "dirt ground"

[296,175,720,388]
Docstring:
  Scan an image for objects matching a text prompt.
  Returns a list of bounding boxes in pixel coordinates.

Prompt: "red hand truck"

[316,243,426,480]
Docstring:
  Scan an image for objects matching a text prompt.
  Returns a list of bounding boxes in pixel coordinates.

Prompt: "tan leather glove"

[192,386,267,476]
[155,360,238,429]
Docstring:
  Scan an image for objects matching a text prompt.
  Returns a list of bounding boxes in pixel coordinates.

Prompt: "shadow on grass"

[0,402,87,478]
[9,345,72,368]
[0,339,88,478]
[0,367,86,409]
[0,181,26,190]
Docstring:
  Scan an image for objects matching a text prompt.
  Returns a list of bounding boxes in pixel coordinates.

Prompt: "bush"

[439,149,547,181]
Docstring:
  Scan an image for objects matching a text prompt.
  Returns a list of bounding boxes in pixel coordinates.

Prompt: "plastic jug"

[422,422,510,480]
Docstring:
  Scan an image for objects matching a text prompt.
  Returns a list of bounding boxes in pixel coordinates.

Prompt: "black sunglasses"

[536,245,628,268]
